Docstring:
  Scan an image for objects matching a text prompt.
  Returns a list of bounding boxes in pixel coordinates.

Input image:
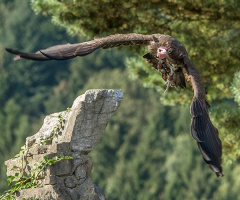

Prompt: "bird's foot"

[164,80,170,93]
[164,75,173,93]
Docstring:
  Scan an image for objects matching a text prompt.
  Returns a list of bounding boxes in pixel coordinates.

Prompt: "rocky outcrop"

[5,89,124,200]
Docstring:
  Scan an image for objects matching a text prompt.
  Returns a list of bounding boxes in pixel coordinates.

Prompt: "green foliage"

[39,112,68,145]
[0,110,72,200]
[0,98,32,193]
[0,155,72,200]
[231,71,240,106]
[31,0,240,37]
[0,0,77,192]
[30,0,240,163]
[1,0,77,117]
[30,0,240,101]
[210,101,240,163]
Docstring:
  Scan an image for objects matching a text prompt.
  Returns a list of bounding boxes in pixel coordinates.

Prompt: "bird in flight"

[5,33,223,177]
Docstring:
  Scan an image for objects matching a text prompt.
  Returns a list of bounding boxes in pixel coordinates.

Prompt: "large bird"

[5,33,223,177]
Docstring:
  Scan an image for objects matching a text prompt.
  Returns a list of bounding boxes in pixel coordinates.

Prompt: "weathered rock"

[5,89,123,200]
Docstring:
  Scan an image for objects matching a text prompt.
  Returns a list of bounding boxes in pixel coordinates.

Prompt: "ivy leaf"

[20,145,26,150]
[58,114,63,122]
[53,156,58,161]
[1,110,70,199]
[42,162,47,167]
[14,173,20,178]
[64,156,73,160]
[7,176,15,185]
[31,168,37,173]
[44,156,49,162]
[21,175,30,179]
[14,154,20,158]
[48,159,55,165]
[34,162,40,166]
[23,182,32,189]
[11,166,20,171]
[40,141,47,145]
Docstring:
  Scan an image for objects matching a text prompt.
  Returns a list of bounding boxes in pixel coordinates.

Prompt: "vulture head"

[157,47,168,59]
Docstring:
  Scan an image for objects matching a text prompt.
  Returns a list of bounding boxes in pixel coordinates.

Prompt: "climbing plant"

[0,111,72,200]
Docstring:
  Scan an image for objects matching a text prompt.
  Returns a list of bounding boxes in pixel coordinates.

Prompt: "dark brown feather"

[143,53,158,70]
[5,48,50,61]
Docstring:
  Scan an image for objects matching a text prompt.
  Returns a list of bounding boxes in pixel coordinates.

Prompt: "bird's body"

[5,33,223,176]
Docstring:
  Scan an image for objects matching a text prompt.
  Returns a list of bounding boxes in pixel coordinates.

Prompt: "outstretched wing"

[5,33,155,61]
[5,32,223,176]
[183,57,223,177]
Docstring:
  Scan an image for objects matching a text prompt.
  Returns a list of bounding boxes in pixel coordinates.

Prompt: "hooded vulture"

[5,33,223,177]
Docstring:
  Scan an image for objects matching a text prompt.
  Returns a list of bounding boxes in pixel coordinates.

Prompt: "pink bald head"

[157,47,168,59]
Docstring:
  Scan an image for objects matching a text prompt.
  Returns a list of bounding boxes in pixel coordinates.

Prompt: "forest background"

[0,0,240,199]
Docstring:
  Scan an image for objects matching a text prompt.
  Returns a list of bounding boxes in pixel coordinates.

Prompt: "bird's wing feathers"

[191,98,223,177]
[143,43,223,176]
[5,48,51,61]
[6,33,154,61]
[185,57,223,177]
[95,33,154,49]
[143,53,159,69]
[40,43,95,60]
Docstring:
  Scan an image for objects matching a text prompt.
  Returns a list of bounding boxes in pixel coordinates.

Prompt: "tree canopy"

[31,0,240,161]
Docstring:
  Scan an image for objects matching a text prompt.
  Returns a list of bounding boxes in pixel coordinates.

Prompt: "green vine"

[0,155,72,200]
[0,108,72,200]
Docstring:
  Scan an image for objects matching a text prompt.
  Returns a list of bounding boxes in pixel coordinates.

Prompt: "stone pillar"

[5,89,123,200]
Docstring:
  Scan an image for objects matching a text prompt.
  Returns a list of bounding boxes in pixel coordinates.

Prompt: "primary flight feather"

[5,33,223,177]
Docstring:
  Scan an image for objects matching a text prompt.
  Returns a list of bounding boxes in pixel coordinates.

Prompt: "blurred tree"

[0,99,32,192]
[231,72,240,106]
[30,0,239,92]
[1,0,78,117]
[30,0,240,161]
[0,0,77,192]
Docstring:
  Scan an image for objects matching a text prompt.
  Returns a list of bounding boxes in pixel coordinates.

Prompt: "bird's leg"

[170,65,173,76]
[156,57,173,93]
[164,75,173,93]
[163,63,176,93]
[164,80,170,93]
[169,63,176,76]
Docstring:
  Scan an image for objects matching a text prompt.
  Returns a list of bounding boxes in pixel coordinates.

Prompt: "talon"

[164,79,170,93]
[164,82,170,93]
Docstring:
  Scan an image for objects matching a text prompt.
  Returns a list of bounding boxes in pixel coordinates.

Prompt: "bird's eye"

[158,49,161,52]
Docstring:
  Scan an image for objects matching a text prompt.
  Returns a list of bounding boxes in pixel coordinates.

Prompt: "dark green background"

[0,1,240,199]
